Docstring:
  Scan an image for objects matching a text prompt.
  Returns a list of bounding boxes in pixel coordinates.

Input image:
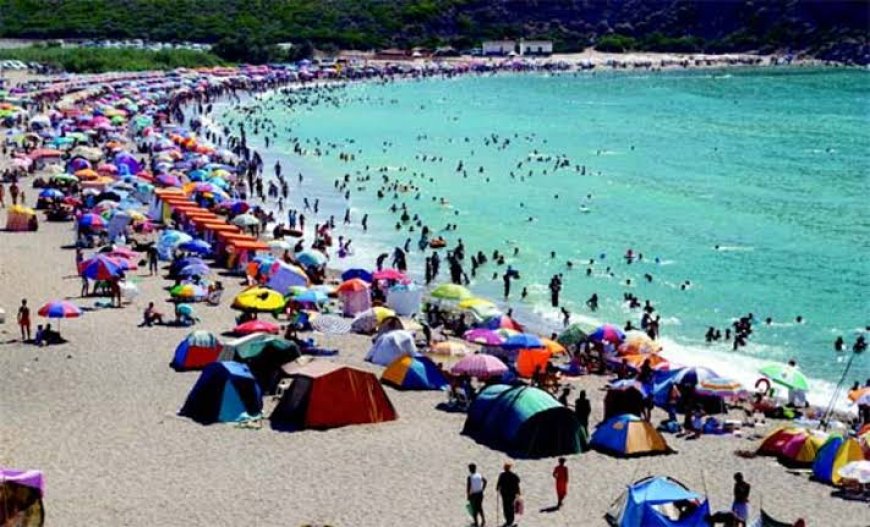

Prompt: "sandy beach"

[0,207,865,525]
[1,61,867,526]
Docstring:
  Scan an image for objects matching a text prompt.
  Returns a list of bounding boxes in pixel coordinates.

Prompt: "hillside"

[0,0,867,64]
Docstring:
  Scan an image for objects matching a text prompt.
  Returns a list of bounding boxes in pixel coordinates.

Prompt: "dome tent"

[271,361,397,431]
[381,355,448,391]
[606,476,710,527]
[365,329,418,366]
[171,330,222,371]
[178,361,263,425]
[590,414,672,458]
[462,384,585,458]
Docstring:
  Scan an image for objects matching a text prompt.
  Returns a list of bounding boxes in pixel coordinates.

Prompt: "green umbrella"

[50,173,78,183]
[557,323,588,347]
[760,363,809,391]
[430,283,472,301]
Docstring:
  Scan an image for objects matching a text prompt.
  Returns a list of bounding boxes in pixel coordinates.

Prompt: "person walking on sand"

[466,463,487,527]
[574,390,591,438]
[731,472,750,527]
[496,463,521,527]
[17,299,31,341]
[552,457,569,509]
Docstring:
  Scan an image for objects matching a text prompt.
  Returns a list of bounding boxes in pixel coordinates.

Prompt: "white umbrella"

[231,213,260,228]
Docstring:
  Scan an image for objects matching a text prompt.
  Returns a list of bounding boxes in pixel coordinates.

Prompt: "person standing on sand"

[466,463,487,527]
[552,457,569,509]
[574,390,591,438]
[496,463,521,527]
[0,182,5,207]
[17,299,31,341]
[731,472,750,527]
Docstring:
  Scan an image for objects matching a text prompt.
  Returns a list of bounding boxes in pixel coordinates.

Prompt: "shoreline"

[205,67,861,415]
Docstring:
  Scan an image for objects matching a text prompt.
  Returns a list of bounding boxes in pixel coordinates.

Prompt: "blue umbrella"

[501,333,544,350]
[178,239,212,255]
[39,188,64,200]
[341,268,373,283]
[290,290,328,304]
[296,250,326,267]
[178,263,211,277]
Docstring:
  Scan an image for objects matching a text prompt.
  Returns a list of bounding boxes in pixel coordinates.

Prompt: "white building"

[482,40,516,56]
[519,40,553,56]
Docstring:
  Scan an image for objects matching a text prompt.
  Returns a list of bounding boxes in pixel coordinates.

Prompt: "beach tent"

[336,278,371,317]
[265,261,309,293]
[386,282,424,316]
[605,476,710,527]
[462,384,584,458]
[0,467,45,527]
[381,355,448,391]
[778,429,828,467]
[590,414,672,457]
[365,329,418,366]
[171,330,222,371]
[271,361,397,431]
[178,361,263,425]
[812,436,866,485]
[756,426,807,457]
[5,205,37,231]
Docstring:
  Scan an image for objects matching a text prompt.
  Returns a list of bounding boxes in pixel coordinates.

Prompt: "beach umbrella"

[310,314,353,335]
[159,230,192,248]
[169,283,207,300]
[78,212,106,230]
[556,324,588,347]
[480,314,523,332]
[589,324,625,345]
[695,377,746,399]
[336,278,370,293]
[372,268,407,282]
[779,430,829,467]
[289,289,328,304]
[614,353,670,373]
[341,268,373,283]
[296,250,327,267]
[430,283,472,301]
[50,173,78,184]
[178,239,212,255]
[760,363,809,391]
[618,331,662,355]
[233,319,280,336]
[848,386,870,402]
[463,328,505,346]
[838,460,870,484]
[667,366,720,387]
[429,341,470,357]
[232,287,285,313]
[268,240,292,253]
[501,333,543,350]
[231,213,260,228]
[178,263,211,278]
[541,338,567,356]
[78,255,125,280]
[37,300,82,318]
[38,188,64,200]
[155,174,182,187]
[451,354,508,379]
[516,348,552,378]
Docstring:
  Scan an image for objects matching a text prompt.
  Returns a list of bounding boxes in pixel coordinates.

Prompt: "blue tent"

[341,268,373,283]
[462,384,585,458]
[381,355,448,390]
[179,361,263,425]
[606,476,710,527]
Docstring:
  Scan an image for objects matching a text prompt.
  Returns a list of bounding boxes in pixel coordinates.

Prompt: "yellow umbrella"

[458,297,496,310]
[231,287,285,312]
[372,306,396,324]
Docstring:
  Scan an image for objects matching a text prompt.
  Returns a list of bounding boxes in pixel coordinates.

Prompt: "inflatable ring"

[429,239,446,249]
[755,378,771,394]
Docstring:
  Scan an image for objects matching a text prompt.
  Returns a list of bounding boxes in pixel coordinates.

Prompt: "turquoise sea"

[219,67,869,406]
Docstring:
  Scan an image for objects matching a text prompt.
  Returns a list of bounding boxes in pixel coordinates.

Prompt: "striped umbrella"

[310,314,353,335]
[169,283,207,300]
[589,324,625,345]
[78,255,125,280]
[450,354,508,378]
[37,300,82,318]
[696,377,747,399]
[463,328,505,346]
[78,212,106,230]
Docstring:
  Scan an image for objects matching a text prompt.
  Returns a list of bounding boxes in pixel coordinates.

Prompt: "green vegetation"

[0,45,225,73]
[0,0,866,65]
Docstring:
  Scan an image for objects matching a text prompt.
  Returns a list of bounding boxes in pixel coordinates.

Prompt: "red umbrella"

[336,278,370,293]
[233,319,280,336]
[451,354,508,378]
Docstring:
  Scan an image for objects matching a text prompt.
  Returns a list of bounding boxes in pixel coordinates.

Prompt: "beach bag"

[514,497,524,516]
[465,501,474,518]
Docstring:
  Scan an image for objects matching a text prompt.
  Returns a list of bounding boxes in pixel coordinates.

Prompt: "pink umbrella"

[463,328,505,346]
[451,354,508,378]
[373,268,407,282]
[233,319,280,335]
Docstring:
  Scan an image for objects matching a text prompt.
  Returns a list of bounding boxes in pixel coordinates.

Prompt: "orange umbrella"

[516,348,552,378]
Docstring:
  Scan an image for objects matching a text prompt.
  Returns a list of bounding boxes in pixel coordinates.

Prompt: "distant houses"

[482,39,553,57]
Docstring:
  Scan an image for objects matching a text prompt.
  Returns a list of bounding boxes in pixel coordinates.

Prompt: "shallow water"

[220,67,869,407]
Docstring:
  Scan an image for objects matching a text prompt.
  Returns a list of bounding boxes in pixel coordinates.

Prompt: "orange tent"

[516,348,552,378]
[272,361,397,430]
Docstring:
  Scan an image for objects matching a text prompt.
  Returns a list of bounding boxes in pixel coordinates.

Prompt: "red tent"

[271,361,397,430]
